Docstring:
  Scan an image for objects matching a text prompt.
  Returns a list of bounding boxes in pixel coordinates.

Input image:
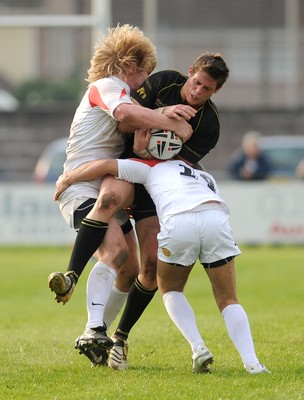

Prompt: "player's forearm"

[115,104,192,139]
[115,104,163,130]
[67,160,119,184]
[54,160,118,201]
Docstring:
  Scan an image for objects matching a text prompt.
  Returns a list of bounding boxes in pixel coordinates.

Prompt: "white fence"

[221,180,304,244]
[0,183,75,245]
[0,181,303,246]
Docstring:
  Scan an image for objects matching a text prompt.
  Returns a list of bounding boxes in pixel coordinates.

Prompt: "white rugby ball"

[147,129,182,160]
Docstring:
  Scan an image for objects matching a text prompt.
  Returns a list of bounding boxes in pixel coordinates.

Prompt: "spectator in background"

[295,159,304,179]
[228,131,271,180]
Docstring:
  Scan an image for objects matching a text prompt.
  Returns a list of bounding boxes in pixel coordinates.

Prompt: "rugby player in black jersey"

[105,52,229,370]
[51,52,230,369]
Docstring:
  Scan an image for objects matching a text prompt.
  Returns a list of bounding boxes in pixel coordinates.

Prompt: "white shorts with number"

[157,203,241,267]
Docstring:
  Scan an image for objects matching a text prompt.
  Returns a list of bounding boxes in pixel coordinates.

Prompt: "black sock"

[114,278,158,339]
[67,217,108,278]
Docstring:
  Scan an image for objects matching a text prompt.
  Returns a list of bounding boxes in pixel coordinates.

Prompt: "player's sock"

[112,278,157,339]
[103,285,129,329]
[66,217,108,278]
[222,303,259,367]
[163,291,206,351]
[86,261,117,329]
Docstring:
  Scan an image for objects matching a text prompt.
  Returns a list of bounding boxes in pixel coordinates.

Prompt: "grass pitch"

[0,245,303,400]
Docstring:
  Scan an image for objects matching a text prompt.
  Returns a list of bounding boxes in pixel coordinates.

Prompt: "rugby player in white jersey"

[50,51,228,368]
[54,129,270,375]
[48,24,194,365]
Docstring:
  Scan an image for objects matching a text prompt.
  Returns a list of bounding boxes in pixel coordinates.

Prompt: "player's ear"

[214,86,222,94]
[129,62,137,72]
[188,66,194,75]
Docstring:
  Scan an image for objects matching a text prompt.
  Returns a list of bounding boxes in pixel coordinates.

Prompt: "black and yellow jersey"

[132,70,221,164]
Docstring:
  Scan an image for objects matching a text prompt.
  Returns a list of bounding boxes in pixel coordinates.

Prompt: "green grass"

[0,246,303,400]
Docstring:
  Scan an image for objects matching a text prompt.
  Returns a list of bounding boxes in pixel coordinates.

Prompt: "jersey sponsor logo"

[137,87,147,99]
[162,247,172,257]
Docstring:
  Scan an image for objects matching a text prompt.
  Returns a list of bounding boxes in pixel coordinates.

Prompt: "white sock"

[103,285,128,330]
[222,304,259,367]
[163,291,205,352]
[86,261,117,329]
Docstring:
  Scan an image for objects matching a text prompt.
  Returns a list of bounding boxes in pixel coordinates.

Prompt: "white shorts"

[60,195,96,229]
[60,195,129,231]
[157,203,241,267]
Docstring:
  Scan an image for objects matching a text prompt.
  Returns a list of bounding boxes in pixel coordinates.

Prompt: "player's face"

[126,67,150,93]
[182,69,220,108]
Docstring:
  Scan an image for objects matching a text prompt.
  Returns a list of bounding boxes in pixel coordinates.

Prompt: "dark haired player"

[50,53,230,369]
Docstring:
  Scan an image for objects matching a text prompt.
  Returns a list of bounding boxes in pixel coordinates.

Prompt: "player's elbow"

[114,103,134,123]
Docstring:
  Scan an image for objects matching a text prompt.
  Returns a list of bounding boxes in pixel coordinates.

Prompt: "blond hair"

[87,24,157,83]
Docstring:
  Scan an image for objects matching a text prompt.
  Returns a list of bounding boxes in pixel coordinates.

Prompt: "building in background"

[0,0,303,108]
[0,1,303,246]
[0,0,303,181]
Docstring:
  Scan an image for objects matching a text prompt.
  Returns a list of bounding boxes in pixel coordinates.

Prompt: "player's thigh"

[101,175,135,208]
[157,259,193,295]
[115,229,140,292]
[135,216,159,268]
[135,216,159,288]
[204,260,238,311]
[89,176,135,220]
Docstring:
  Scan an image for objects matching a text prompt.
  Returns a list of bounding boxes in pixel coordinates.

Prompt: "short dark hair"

[192,52,229,88]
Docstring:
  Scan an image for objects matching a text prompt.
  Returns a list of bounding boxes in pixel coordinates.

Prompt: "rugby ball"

[147,129,182,160]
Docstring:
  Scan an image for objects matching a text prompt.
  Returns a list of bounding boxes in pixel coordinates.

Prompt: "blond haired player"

[48,24,193,364]
[50,51,230,368]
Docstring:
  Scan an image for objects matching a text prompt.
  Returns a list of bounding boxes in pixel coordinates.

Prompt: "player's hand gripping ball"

[147,129,182,160]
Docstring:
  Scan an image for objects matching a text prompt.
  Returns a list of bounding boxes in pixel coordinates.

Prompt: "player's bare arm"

[161,104,196,121]
[114,103,193,142]
[132,128,152,152]
[132,97,196,121]
[54,160,119,200]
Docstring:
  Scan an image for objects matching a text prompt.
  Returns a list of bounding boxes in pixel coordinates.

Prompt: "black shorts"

[202,256,234,269]
[119,144,157,222]
[73,198,133,234]
[132,184,157,222]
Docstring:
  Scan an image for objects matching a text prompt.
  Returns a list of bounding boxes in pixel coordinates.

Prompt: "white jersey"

[117,159,229,220]
[117,158,239,266]
[59,76,133,223]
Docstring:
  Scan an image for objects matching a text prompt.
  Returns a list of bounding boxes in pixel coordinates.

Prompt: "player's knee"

[139,257,157,286]
[95,190,121,212]
[113,247,129,268]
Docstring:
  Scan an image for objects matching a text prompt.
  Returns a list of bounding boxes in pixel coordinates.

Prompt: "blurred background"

[1,0,304,180]
[0,0,303,245]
